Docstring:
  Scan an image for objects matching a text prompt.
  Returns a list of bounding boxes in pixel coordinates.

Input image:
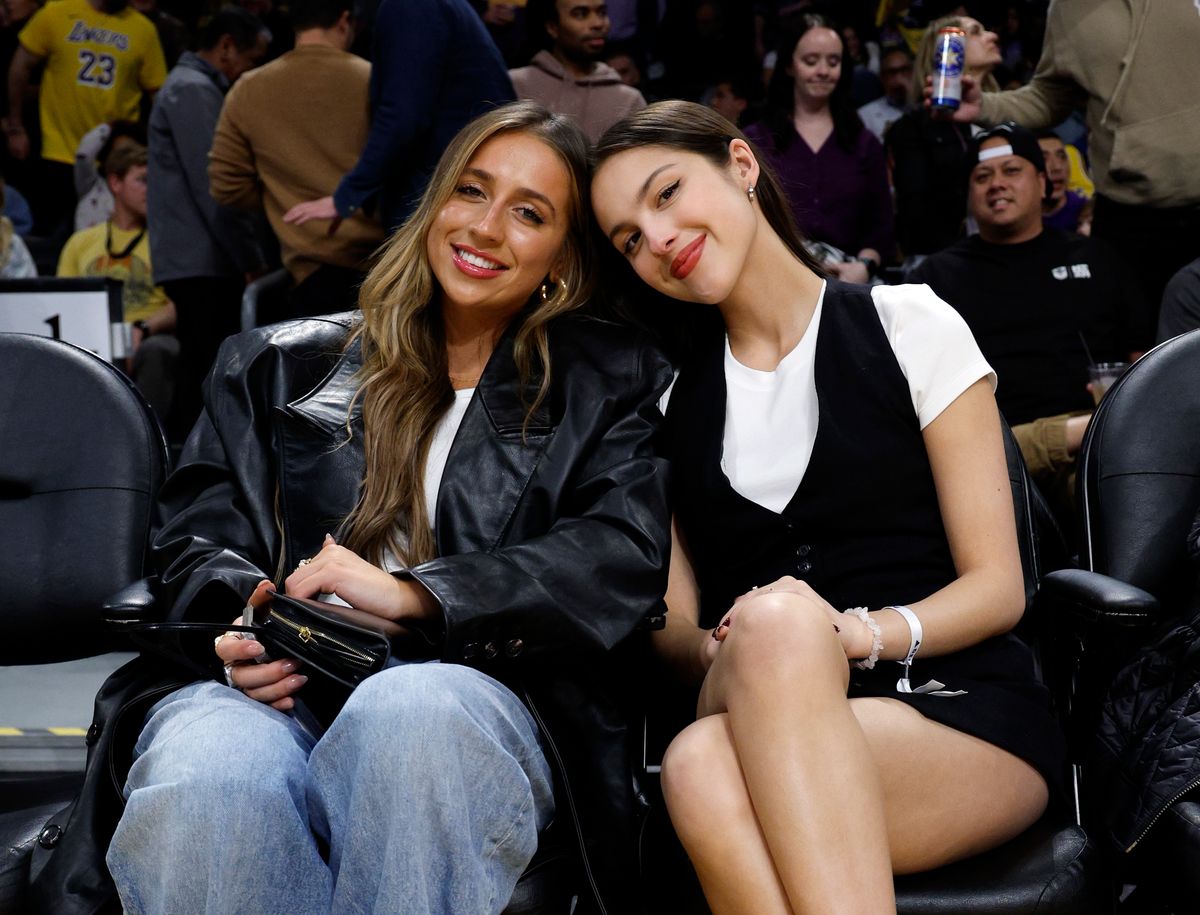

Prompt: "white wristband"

[886,604,922,691]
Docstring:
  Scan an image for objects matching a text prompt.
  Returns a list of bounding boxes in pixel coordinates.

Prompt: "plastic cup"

[1088,362,1129,406]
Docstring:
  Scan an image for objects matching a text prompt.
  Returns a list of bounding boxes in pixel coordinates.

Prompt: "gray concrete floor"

[0,653,134,772]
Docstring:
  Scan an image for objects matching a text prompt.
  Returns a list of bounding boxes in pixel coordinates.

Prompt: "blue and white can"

[932,27,966,111]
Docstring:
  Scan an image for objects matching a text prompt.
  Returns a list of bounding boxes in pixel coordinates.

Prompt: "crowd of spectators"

[2,0,1199,496]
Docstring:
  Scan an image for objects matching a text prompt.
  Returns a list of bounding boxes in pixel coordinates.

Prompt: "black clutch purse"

[257,593,400,689]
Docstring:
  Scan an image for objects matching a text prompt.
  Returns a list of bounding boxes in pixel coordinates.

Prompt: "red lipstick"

[670,234,706,280]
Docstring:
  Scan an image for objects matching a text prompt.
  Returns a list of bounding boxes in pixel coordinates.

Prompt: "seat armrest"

[103,576,160,623]
[1039,569,1160,629]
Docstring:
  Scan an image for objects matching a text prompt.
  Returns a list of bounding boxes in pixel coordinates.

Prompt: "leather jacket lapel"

[269,328,557,566]
[436,329,556,556]
[275,345,364,570]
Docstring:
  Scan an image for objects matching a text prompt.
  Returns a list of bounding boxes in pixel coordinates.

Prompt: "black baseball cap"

[966,121,1054,199]
[967,121,1047,174]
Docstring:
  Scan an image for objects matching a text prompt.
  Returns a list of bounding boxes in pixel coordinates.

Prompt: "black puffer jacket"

[1087,510,1200,856]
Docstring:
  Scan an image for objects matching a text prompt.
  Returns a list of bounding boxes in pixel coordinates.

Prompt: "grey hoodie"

[509,50,646,143]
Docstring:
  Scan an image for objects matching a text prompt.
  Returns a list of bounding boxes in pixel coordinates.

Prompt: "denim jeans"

[107,662,555,914]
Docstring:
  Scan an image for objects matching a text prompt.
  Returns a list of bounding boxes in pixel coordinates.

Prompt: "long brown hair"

[340,101,595,567]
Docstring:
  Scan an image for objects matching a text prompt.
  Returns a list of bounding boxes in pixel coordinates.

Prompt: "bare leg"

[661,713,794,915]
[850,696,1048,873]
[662,593,1049,915]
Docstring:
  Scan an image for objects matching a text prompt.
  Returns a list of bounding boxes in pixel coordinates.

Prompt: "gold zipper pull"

[299,626,314,644]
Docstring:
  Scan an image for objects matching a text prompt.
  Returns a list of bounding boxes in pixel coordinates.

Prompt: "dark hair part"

[198,5,268,51]
[765,13,862,153]
[289,0,352,32]
[593,101,826,359]
[104,142,148,179]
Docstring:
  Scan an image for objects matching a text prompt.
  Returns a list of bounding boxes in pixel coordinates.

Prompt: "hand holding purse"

[257,592,401,688]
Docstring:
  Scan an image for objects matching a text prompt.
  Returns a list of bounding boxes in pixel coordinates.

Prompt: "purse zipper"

[268,609,377,666]
[1125,775,1200,853]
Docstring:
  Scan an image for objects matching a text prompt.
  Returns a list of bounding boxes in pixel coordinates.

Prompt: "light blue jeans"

[107,662,555,914]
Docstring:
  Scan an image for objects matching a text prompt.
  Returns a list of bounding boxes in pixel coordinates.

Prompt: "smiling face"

[426,130,573,320]
[591,142,759,304]
[968,137,1044,243]
[789,27,843,106]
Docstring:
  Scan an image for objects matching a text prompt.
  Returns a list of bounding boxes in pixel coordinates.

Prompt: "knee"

[334,664,527,766]
[124,688,309,815]
[723,594,844,683]
[660,717,745,830]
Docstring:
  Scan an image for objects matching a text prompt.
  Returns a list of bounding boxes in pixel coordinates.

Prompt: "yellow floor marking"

[0,727,22,736]
[47,727,88,736]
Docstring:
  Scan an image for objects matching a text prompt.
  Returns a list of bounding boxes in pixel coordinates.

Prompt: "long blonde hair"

[340,101,595,566]
[911,15,1000,105]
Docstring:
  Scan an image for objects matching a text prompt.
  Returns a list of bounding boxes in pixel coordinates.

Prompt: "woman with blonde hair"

[888,14,1002,261]
[99,100,672,915]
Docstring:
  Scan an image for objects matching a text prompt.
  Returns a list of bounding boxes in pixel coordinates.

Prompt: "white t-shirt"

[379,386,474,573]
[662,282,995,513]
[325,386,472,601]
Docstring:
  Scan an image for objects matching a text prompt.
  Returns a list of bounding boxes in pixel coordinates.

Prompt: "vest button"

[505,639,524,658]
[462,642,481,660]
[796,560,813,575]
[796,544,811,557]
[483,641,499,659]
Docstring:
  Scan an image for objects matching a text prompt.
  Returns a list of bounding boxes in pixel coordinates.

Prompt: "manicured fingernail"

[324,533,335,544]
[247,641,265,656]
[279,660,297,673]
[291,675,308,687]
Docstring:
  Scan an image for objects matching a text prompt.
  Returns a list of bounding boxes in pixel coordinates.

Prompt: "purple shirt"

[1042,190,1087,234]
[745,120,894,259]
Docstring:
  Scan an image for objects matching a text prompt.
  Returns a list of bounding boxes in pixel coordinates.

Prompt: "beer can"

[932,27,966,111]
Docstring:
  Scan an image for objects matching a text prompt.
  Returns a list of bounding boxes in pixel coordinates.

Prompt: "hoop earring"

[747,185,756,201]
[540,278,568,302]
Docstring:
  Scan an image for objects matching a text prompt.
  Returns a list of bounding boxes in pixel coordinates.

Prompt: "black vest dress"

[663,280,1065,790]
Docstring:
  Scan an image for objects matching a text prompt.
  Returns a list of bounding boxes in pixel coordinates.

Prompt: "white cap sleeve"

[871,283,997,429]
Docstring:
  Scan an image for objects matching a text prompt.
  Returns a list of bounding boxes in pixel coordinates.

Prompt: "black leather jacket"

[33,312,673,914]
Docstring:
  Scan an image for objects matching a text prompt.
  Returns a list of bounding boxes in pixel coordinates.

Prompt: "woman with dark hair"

[888,15,1002,263]
[743,13,893,283]
[101,100,672,914]
[592,100,1063,914]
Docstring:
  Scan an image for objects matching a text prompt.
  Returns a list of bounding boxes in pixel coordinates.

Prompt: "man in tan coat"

[946,0,1200,320]
[509,0,645,143]
[209,0,382,317]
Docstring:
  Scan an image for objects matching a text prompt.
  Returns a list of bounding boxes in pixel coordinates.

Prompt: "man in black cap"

[909,122,1147,508]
